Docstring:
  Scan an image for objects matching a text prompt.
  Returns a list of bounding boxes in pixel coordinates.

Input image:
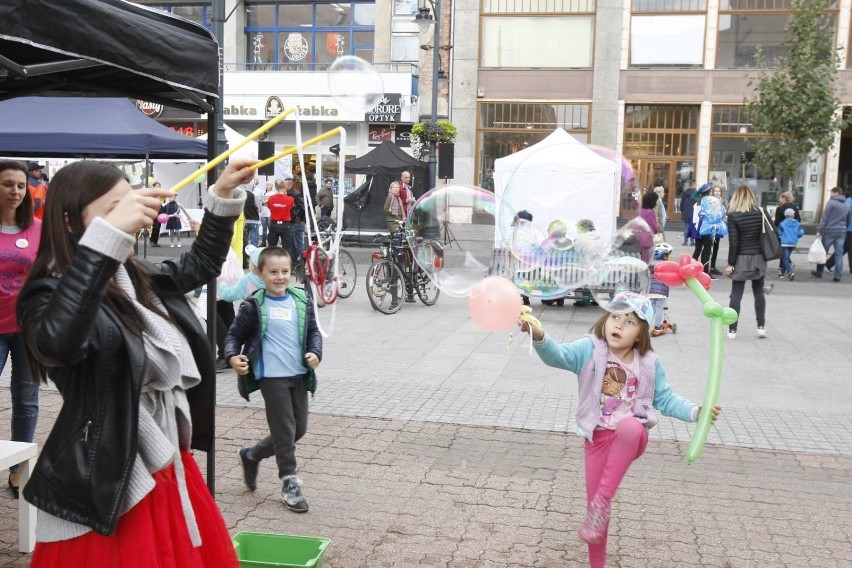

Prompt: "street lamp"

[416,0,448,190]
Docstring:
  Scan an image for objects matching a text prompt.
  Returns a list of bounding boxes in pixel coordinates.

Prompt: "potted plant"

[411,120,457,160]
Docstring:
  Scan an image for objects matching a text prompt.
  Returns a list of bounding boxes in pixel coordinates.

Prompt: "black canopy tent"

[342,141,428,242]
[0,0,224,491]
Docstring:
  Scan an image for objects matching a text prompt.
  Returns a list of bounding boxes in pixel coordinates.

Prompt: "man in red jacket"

[399,171,416,217]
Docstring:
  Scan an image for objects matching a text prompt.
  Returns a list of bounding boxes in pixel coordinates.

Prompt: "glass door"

[642,161,672,208]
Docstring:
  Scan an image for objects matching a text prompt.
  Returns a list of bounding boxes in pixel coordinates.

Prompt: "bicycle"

[295,220,357,303]
[365,228,441,315]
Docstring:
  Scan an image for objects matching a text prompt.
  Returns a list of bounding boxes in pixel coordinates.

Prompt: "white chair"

[0,440,38,552]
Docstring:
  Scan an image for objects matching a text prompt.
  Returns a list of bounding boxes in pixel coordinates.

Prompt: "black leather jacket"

[17,209,237,535]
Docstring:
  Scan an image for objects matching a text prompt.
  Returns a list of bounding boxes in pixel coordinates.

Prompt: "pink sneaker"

[578,493,611,545]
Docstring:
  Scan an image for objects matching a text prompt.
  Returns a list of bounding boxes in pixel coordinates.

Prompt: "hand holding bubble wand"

[654,253,737,463]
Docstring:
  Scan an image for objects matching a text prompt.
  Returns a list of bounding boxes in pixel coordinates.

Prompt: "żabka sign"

[136,100,163,119]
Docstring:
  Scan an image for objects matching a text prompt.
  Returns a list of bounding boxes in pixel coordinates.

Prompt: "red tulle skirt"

[31,452,238,568]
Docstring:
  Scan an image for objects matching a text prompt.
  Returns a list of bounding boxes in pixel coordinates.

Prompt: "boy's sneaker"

[578,493,611,545]
[280,475,309,513]
[726,329,737,340]
[238,448,259,492]
[778,273,786,279]
[788,272,795,281]
[757,326,767,338]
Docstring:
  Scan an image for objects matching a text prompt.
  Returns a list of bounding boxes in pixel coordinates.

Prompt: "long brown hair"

[589,312,653,356]
[0,159,34,229]
[24,162,170,381]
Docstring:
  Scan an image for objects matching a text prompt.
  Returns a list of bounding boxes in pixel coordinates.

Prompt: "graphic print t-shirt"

[598,356,639,429]
[0,221,41,334]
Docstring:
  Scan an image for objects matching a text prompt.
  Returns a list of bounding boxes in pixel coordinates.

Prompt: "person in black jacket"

[225,246,322,513]
[17,159,253,566]
[723,184,768,340]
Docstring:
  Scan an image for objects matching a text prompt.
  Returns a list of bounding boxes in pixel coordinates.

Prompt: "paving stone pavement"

[2,235,851,566]
[1,391,850,567]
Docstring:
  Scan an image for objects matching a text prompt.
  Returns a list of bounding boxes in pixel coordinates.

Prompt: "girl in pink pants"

[522,291,721,567]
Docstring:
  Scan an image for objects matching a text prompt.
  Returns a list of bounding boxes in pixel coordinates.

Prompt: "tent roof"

[494,128,614,172]
[0,96,208,158]
[199,125,258,159]
[345,141,425,175]
[0,0,218,114]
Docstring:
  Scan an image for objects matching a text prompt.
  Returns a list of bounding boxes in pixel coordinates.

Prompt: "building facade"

[143,0,852,222]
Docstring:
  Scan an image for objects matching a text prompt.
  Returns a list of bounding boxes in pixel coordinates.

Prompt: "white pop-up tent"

[493,128,619,246]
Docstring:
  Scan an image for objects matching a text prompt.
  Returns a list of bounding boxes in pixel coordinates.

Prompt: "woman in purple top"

[635,191,660,263]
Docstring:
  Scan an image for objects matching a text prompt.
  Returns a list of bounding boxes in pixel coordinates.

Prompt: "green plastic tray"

[233,532,331,568]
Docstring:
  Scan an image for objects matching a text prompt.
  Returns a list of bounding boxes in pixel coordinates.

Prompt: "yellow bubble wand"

[249,127,344,172]
[170,107,296,193]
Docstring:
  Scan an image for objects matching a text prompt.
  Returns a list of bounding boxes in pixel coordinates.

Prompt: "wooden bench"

[0,440,38,552]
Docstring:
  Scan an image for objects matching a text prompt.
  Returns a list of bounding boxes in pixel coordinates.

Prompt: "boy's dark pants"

[251,377,309,479]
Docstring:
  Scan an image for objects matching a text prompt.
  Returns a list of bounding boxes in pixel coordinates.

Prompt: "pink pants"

[584,418,649,568]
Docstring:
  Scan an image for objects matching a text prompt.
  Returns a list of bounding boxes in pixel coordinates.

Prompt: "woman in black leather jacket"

[17,160,253,567]
[723,184,768,340]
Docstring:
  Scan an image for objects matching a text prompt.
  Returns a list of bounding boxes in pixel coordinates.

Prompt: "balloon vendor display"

[654,253,737,463]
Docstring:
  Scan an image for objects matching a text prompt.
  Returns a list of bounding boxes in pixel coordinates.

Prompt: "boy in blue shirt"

[225,246,322,512]
[777,208,804,280]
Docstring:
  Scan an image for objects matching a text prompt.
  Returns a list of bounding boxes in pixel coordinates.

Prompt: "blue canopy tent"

[0,96,208,159]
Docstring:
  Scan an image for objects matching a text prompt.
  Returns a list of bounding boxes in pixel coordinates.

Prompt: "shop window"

[716,6,837,69]
[630,15,705,66]
[482,0,596,13]
[481,16,594,68]
[141,2,212,30]
[477,102,591,189]
[631,0,706,10]
[244,1,375,68]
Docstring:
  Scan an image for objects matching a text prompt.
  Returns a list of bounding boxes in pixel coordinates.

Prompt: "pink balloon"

[468,276,522,332]
[157,213,169,224]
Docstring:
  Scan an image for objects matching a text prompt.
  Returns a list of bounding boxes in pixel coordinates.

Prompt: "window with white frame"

[480,0,596,69]
[629,0,706,67]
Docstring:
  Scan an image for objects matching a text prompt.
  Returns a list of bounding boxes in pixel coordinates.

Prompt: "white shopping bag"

[807,239,827,264]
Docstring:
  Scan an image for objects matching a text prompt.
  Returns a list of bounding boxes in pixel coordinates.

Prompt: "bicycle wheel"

[365,261,405,314]
[414,266,440,306]
[334,249,357,299]
[292,258,306,285]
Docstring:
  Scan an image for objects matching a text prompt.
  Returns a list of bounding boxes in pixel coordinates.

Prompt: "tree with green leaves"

[744,0,849,190]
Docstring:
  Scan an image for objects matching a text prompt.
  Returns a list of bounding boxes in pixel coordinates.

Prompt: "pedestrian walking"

[824,187,852,275]
[17,159,251,567]
[812,186,852,282]
[520,291,720,568]
[723,184,768,339]
[777,208,804,279]
[225,246,322,513]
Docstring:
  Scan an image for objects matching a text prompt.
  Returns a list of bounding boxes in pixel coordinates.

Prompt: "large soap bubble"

[327,56,384,115]
[588,252,649,307]
[588,145,637,216]
[407,185,497,298]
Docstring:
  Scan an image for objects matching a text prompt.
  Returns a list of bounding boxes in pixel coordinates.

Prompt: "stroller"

[650,242,677,337]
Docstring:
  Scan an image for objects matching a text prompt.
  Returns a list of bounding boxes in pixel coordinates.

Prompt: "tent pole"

[204,99,219,496]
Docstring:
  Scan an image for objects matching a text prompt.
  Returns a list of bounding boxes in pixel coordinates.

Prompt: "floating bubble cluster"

[327,56,384,115]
